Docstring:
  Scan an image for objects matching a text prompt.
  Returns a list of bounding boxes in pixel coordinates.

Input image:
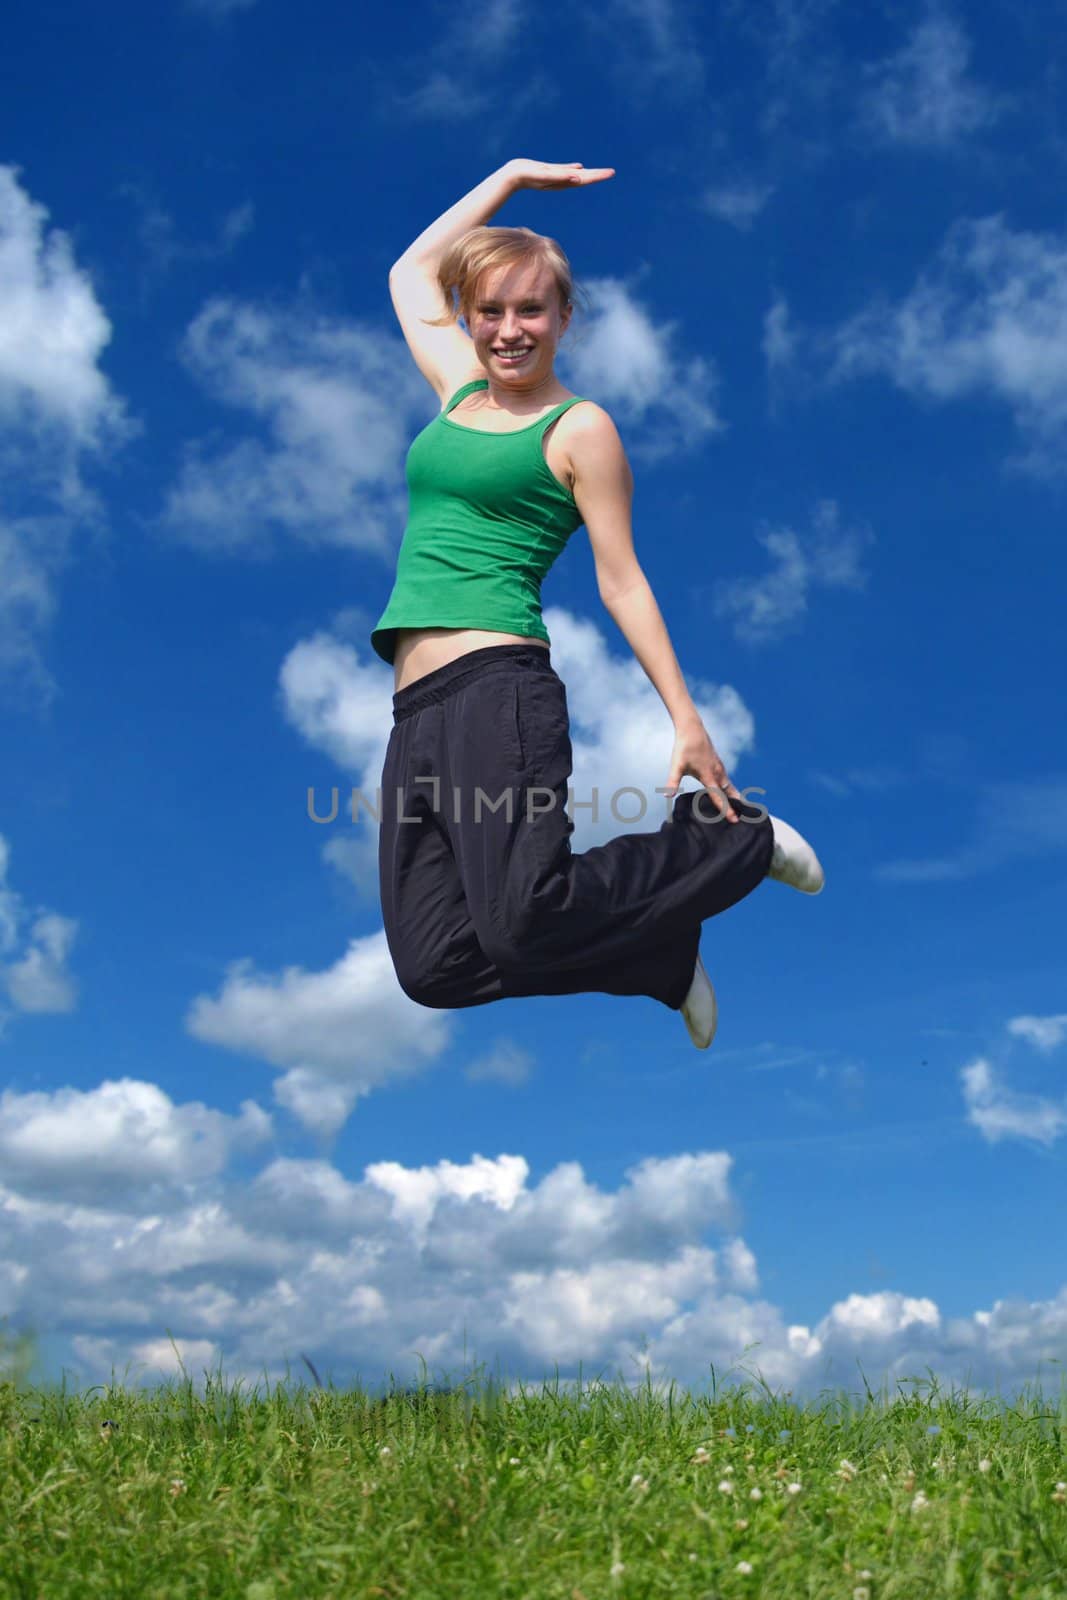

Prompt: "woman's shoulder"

[556,396,613,434]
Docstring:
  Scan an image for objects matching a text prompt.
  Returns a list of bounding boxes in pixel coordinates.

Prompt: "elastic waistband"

[392,644,555,722]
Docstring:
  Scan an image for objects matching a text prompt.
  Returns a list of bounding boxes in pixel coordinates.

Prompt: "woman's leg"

[391,644,772,1011]
[379,661,704,1010]
[379,707,505,1008]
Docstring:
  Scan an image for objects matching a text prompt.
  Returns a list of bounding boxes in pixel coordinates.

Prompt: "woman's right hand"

[506,159,615,190]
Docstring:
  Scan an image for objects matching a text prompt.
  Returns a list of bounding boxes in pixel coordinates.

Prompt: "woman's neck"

[484,372,560,410]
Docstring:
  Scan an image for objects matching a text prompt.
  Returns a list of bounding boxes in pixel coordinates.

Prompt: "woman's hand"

[506,159,615,190]
[664,718,742,823]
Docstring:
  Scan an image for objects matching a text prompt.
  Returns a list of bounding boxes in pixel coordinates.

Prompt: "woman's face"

[467,260,571,390]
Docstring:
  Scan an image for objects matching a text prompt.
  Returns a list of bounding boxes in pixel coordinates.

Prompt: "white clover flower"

[718,1478,735,1494]
[978,1459,992,1473]
[379,1446,391,1457]
[721,1464,735,1475]
[610,1561,625,1577]
[838,1459,857,1480]
[1052,1483,1067,1504]
[734,1518,749,1530]
[787,1482,802,1495]
[911,1490,930,1513]
[509,1457,521,1465]
[630,1474,648,1492]
[691,1446,711,1462]
[736,1560,754,1575]
[853,1588,870,1600]
[749,1486,763,1501]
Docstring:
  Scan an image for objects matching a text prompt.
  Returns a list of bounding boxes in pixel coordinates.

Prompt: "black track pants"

[378,643,774,1011]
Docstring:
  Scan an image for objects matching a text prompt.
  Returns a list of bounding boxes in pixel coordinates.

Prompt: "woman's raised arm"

[390,160,614,276]
[388,160,614,400]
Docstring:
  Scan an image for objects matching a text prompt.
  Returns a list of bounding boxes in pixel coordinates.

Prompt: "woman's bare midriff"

[393,628,549,691]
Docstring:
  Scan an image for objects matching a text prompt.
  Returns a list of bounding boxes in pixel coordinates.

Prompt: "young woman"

[372,158,823,1049]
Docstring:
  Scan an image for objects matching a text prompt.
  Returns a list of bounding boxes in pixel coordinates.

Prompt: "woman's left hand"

[664,719,742,822]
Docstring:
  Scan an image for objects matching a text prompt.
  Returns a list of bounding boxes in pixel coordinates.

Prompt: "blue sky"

[2,0,1067,1402]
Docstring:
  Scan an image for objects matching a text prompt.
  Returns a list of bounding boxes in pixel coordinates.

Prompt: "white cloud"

[130,1336,221,1378]
[860,14,1006,148]
[559,277,724,462]
[464,1037,535,1087]
[808,766,904,798]
[184,930,454,1137]
[3,1106,1067,1402]
[0,166,131,454]
[3,912,78,1013]
[722,1236,759,1291]
[465,0,523,58]
[702,181,775,231]
[818,1288,940,1340]
[714,500,874,643]
[119,182,254,278]
[161,297,434,554]
[364,1150,531,1248]
[384,0,555,123]
[0,167,135,705]
[0,835,80,1030]
[581,0,707,99]
[397,0,703,123]
[1007,1014,1067,1053]
[877,777,1067,883]
[961,1057,1067,1147]
[0,516,72,707]
[763,293,795,372]
[727,0,844,146]
[392,74,491,121]
[271,1069,362,1142]
[0,836,20,952]
[0,1077,271,1204]
[824,213,1067,478]
[281,606,760,904]
[280,628,394,781]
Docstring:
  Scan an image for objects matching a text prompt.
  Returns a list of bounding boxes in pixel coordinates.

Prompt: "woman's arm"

[389,160,614,399]
[572,407,698,724]
[570,408,742,819]
[391,159,614,275]
[391,165,521,275]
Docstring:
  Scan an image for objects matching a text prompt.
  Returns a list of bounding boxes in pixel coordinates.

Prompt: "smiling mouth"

[494,347,533,362]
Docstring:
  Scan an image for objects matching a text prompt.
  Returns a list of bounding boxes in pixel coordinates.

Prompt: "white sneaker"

[681,951,718,1049]
[767,815,825,894]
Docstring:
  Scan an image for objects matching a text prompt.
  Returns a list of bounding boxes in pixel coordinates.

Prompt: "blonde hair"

[422,225,589,337]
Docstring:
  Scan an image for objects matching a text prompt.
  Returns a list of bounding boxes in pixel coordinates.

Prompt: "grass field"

[3,1343,1067,1599]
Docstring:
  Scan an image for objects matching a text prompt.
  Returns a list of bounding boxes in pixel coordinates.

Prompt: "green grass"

[3,1347,1067,1599]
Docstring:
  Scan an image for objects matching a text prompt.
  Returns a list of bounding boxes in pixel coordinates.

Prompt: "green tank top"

[370,378,588,665]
